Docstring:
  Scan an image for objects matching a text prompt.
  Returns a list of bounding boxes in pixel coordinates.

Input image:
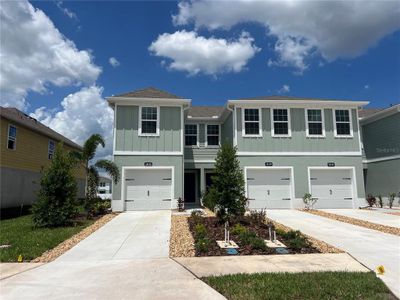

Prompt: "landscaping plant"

[303,193,316,210]
[177,197,184,212]
[70,134,120,218]
[378,195,383,208]
[388,193,396,209]
[248,209,267,227]
[366,194,376,207]
[203,143,247,222]
[32,143,78,227]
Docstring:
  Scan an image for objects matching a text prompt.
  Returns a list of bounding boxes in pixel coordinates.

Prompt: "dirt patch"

[303,210,400,236]
[31,213,118,262]
[384,212,400,216]
[170,215,195,257]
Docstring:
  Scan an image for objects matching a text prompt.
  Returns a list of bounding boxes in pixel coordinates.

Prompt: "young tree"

[70,134,120,217]
[32,143,78,227]
[203,142,247,222]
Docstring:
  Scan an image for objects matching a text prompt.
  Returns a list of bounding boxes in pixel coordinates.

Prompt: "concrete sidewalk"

[268,210,400,298]
[175,253,369,277]
[0,263,44,280]
[321,209,400,228]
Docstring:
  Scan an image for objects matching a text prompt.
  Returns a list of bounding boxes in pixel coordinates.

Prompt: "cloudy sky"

[1,0,399,159]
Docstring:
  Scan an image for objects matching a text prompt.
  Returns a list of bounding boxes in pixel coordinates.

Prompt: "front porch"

[184,168,215,206]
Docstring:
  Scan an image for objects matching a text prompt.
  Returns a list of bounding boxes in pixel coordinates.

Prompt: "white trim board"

[305,108,326,138]
[228,99,369,108]
[138,106,160,136]
[242,107,263,137]
[237,151,362,156]
[114,151,183,156]
[363,154,400,164]
[271,108,292,137]
[333,108,354,138]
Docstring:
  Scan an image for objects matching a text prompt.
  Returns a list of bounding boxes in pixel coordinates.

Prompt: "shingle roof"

[358,108,384,118]
[187,106,225,118]
[0,107,82,149]
[237,95,361,101]
[114,87,183,99]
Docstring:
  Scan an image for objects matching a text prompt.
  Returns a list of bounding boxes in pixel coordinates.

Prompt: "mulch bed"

[31,213,118,262]
[188,216,320,256]
[303,209,400,236]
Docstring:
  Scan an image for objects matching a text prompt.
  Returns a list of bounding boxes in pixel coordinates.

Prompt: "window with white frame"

[334,109,352,136]
[272,109,290,136]
[185,124,197,146]
[139,107,159,135]
[48,140,55,159]
[243,108,261,136]
[7,125,17,150]
[207,124,219,146]
[306,109,324,136]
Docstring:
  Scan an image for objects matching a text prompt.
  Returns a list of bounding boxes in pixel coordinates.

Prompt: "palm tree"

[70,134,119,213]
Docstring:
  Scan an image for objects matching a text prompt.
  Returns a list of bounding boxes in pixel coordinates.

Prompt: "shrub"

[238,230,257,245]
[177,197,184,212]
[279,230,310,250]
[202,188,218,211]
[32,144,78,227]
[190,210,204,225]
[194,223,207,239]
[248,209,267,226]
[303,193,317,210]
[388,193,396,209]
[93,199,111,215]
[195,238,210,253]
[378,195,383,208]
[366,194,376,207]
[231,223,247,235]
[250,237,267,251]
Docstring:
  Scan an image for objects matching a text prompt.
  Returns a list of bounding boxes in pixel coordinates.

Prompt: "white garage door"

[309,169,354,209]
[124,168,172,210]
[246,168,293,209]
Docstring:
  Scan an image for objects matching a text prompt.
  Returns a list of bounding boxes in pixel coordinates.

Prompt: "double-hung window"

[306,109,325,137]
[207,125,219,146]
[272,109,291,136]
[334,109,352,137]
[139,106,159,136]
[243,108,261,136]
[185,124,198,146]
[7,125,17,150]
[48,140,55,159]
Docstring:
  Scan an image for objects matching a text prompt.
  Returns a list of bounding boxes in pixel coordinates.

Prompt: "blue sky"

[1,0,399,158]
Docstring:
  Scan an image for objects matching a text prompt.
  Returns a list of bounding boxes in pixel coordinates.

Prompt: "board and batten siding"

[221,113,233,145]
[236,108,361,153]
[362,112,400,160]
[115,105,182,152]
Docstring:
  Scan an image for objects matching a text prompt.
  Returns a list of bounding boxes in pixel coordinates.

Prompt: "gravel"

[170,215,195,257]
[31,213,118,262]
[303,210,400,236]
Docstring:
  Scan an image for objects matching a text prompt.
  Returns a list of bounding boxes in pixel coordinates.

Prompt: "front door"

[184,172,196,203]
[205,173,216,189]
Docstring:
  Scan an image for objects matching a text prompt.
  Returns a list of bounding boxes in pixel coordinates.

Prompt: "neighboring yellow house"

[0,106,86,209]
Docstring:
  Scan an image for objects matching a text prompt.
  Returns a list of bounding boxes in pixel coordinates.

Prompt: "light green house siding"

[185,148,218,161]
[115,105,182,152]
[236,108,360,152]
[364,159,400,196]
[221,113,233,145]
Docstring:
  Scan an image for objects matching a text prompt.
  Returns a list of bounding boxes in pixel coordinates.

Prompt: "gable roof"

[238,95,362,101]
[187,106,225,119]
[0,106,82,150]
[358,108,384,119]
[360,104,400,125]
[113,87,183,99]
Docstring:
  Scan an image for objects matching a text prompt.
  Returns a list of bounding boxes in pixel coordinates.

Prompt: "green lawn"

[0,215,94,262]
[203,272,394,300]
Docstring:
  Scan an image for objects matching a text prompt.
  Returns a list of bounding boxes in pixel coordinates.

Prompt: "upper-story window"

[185,124,198,146]
[7,125,17,150]
[48,140,55,159]
[99,182,106,187]
[243,108,262,137]
[207,125,220,146]
[306,109,325,137]
[334,109,353,137]
[272,108,291,137]
[139,106,159,136]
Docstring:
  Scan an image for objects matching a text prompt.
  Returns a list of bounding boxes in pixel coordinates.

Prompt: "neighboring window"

[139,107,158,135]
[272,109,290,136]
[306,109,324,136]
[185,124,197,146]
[48,140,55,159]
[207,125,219,146]
[99,190,106,194]
[334,109,352,136]
[99,182,106,187]
[7,125,17,150]
[243,108,261,136]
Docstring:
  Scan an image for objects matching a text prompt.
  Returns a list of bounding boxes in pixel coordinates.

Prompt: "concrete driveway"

[1,211,224,300]
[267,210,400,298]
[320,209,400,228]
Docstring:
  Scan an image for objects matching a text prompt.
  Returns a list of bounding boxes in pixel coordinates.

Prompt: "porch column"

[200,167,206,195]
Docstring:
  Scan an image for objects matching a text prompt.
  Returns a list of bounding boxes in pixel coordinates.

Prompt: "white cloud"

[55,1,78,20]
[173,0,400,71]
[0,0,101,109]
[109,57,120,68]
[364,84,370,89]
[149,30,260,76]
[30,86,113,160]
[278,84,290,94]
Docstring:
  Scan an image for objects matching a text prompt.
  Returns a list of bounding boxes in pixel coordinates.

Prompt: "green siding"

[115,106,182,152]
[362,113,400,160]
[112,155,183,200]
[236,108,361,152]
[221,113,233,144]
[364,159,400,196]
[184,147,218,161]
[238,156,365,199]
